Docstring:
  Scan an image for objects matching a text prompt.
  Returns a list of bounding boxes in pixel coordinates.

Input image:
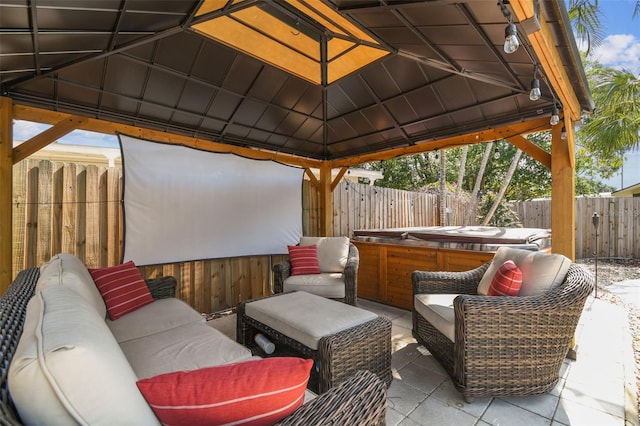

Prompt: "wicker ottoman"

[237,291,392,394]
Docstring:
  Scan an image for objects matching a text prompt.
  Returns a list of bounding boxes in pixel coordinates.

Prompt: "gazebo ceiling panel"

[1,0,593,161]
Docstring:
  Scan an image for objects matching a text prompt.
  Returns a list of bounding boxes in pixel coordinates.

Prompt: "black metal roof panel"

[0,0,593,160]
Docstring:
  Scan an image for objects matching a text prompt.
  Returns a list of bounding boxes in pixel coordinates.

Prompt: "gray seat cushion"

[283,273,346,298]
[107,297,205,343]
[120,322,254,379]
[245,291,377,350]
[414,293,456,342]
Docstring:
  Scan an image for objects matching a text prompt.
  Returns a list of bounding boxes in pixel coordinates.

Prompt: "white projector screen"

[119,134,303,266]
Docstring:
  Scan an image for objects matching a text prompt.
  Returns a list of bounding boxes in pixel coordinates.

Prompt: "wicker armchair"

[273,242,359,305]
[412,261,594,402]
[1,267,386,426]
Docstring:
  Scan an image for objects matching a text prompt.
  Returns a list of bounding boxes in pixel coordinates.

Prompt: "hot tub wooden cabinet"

[352,226,551,310]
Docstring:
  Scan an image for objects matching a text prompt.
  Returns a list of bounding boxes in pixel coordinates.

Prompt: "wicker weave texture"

[2,268,387,425]
[412,262,595,401]
[273,243,359,305]
[237,295,392,394]
[275,370,386,426]
[145,276,177,299]
[0,268,39,425]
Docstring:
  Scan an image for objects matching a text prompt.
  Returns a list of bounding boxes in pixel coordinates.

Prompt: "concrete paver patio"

[358,297,637,426]
[208,295,637,425]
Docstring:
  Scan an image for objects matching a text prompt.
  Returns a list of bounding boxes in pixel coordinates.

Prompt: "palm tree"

[580,67,640,155]
[568,0,604,54]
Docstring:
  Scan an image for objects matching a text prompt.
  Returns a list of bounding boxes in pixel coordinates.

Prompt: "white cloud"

[13,120,118,148]
[589,34,640,74]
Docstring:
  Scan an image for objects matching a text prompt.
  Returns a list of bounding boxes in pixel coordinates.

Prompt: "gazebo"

[0,0,593,293]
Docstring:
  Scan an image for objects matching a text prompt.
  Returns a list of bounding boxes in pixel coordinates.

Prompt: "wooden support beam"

[332,117,551,167]
[319,162,333,237]
[13,105,324,169]
[12,116,88,164]
[0,97,13,293]
[305,168,320,188]
[510,0,582,121]
[550,121,575,259]
[506,135,551,169]
[331,167,348,191]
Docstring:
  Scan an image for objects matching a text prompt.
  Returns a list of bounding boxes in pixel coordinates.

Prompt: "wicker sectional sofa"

[0,254,387,425]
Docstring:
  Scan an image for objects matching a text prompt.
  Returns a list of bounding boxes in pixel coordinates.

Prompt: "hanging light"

[529,77,541,101]
[504,23,519,54]
[561,126,567,140]
[499,0,519,54]
[550,104,560,126]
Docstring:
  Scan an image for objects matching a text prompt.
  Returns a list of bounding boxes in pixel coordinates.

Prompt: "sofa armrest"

[0,268,39,426]
[272,261,292,294]
[343,243,359,305]
[412,262,489,296]
[275,370,386,426]
[145,276,177,300]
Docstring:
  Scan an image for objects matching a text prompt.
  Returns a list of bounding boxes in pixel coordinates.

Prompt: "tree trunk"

[481,149,522,225]
[456,145,468,195]
[468,142,493,224]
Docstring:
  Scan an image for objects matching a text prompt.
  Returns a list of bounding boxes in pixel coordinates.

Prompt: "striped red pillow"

[89,261,154,320]
[288,245,321,275]
[488,260,523,296]
[136,357,313,426]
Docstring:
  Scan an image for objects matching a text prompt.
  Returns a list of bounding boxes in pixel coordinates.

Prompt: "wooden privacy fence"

[13,159,639,313]
[512,197,640,259]
[12,159,472,313]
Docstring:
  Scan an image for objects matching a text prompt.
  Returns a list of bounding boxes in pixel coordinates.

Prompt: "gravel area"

[577,258,640,418]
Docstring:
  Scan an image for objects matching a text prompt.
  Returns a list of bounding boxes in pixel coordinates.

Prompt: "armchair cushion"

[288,245,321,275]
[414,294,456,342]
[283,273,346,299]
[300,236,349,273]
[487,260,522,296]
[477,247,571,297]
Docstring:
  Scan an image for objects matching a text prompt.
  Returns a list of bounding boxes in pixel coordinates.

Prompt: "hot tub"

[351,226,551,309]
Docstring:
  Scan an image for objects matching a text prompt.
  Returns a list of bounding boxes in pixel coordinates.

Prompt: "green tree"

[568,0,604,54]
[579,65,640,156]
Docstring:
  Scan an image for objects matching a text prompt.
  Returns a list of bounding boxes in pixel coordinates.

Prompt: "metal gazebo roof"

[0,0,593,161]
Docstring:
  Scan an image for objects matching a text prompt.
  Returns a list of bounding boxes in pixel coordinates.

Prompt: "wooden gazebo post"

[0,97,13,293]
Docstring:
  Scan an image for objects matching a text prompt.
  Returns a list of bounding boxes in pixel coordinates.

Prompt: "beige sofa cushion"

[283,272,346,298]
[108,297,205,343]
[477,247,571,297]
[120,322,254,379]
[8,287,159,425]
[244,291,377,350]
[300,236,350,273]
[37,252,107,318]
[414,294,457,342]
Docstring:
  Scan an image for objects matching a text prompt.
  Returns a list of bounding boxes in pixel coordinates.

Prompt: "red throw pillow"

[137,357,313,426]
[488,260,523,296]
[287,245,321,275]
[89,261,154,320]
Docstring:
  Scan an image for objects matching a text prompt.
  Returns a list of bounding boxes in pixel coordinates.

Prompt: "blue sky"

[587,0,640,189]
[12,1,640,189]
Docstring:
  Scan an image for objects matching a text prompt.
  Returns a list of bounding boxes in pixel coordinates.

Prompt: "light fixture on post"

[499,0,519,54]
[561,126,567,140]
[550,104,560,126]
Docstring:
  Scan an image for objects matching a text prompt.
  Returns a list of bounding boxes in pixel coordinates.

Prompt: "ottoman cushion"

[245,291,377,350]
